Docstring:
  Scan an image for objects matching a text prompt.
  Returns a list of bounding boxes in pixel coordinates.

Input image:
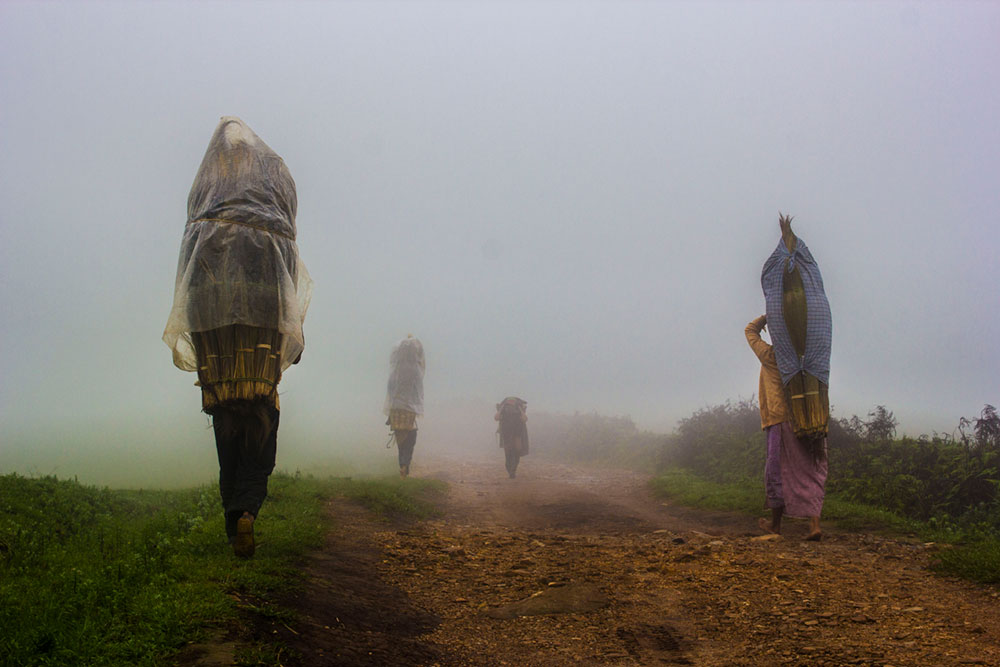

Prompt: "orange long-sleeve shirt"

[745,315,790,430]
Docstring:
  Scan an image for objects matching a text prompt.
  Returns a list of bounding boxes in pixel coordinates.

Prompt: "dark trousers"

[504,448,520,478]
[213,406,279,539]
[396,429,417,467]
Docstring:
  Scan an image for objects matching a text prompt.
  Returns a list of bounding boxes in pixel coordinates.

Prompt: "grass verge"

[650,468,1000,585]
[0,471,445,666]
[326,475,446,520]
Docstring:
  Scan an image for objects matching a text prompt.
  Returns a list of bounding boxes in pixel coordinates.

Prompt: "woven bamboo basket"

[782,260,830,441]
[784,371,830,442]
[192,324,283,412]
[388,409,417,432]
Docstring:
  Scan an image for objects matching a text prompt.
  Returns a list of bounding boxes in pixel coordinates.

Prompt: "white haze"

[1,1,998,486]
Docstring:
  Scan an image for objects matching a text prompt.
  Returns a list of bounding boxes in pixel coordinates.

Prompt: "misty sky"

[1,1,998,484]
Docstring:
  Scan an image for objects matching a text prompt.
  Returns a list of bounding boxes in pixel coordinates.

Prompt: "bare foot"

[805,531,823,542]
[758,518,779,535]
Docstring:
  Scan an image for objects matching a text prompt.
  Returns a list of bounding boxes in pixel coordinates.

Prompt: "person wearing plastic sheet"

[495,397,528,479]
[163,117,312,558]
[384,336,425,478]
[746,314,826,540]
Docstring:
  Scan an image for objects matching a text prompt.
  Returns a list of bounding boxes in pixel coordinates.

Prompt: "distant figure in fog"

[495,397,528,479]
[385,336,425,478]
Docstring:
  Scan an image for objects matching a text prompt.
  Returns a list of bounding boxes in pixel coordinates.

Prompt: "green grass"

[0,471,447,666]
[931,540,1000,583]
[326,476,446,520]
[650,468,1000,585]
[649,469,763,515]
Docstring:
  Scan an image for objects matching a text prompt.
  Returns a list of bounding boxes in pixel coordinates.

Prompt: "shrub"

[655,401,1000,537]
[530,411,665,470]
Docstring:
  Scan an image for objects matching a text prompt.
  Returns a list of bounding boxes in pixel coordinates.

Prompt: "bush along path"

[270,457,1000,666]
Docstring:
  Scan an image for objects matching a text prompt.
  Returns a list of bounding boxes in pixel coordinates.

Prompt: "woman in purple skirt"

[746,314,827,540]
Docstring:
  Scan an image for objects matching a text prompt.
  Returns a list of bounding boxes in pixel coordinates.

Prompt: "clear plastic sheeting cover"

[383,337,425,416]
[163,117,312,372]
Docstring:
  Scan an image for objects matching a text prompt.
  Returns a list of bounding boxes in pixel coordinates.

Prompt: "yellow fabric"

[389,409,417,432]
[745,316,790,430]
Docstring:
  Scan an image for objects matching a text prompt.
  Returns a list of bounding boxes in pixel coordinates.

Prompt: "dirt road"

[280,457,1000,666]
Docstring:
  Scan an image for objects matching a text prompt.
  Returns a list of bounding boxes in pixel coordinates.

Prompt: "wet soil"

[210,456,1000,666]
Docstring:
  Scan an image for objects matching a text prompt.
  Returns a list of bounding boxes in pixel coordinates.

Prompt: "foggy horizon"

[2,1,998,487]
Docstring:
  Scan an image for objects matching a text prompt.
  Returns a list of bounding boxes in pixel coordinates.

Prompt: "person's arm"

[745,315,773,363]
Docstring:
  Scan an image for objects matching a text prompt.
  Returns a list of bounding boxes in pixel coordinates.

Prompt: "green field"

[0,471,443,666]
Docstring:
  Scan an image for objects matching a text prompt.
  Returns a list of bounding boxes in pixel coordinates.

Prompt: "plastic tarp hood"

[163,116,312,372]
[384,337,425,416]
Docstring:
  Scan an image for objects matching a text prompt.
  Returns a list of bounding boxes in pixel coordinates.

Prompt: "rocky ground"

[206,456,1000,666]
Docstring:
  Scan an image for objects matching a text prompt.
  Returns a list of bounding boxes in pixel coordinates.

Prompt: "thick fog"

[1,1,997,486]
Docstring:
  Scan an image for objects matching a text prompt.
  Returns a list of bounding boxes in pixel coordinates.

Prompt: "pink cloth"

[765,422,827,517]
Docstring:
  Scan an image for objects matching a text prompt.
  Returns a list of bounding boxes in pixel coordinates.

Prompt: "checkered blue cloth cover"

[761,238,832,386]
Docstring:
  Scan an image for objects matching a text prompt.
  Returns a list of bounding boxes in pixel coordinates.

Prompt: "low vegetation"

[534,401,1000,584]
[656,400,1000,584]
[531,410,665,471]
[0,470,443,666]
[329,475,446,520]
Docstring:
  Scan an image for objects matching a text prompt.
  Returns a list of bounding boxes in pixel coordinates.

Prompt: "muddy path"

[277,456,999,666]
